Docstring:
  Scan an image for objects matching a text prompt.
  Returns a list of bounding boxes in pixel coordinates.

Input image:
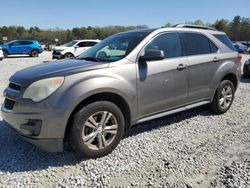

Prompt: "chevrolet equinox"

[1,25,241,158]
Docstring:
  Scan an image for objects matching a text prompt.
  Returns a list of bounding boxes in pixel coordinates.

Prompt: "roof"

[120,25,225,35]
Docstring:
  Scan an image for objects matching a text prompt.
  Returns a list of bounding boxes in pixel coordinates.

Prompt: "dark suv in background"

[1,25,241,158]
[1,40,43,57]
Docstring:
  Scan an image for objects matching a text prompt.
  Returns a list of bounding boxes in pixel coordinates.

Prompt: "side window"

[86,42,97,46]
[20,41,33,45]
[213,34,236,51]
[145,33,182,59]
[77,42,87,47]
[11,41,21,46]
[209,40,218,53]
[182,33,213,55]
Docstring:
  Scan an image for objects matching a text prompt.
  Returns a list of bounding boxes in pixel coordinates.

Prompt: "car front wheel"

[69,101,125,158]
[209,80,235,114]
[30,50,39,57]
[64,53,74,59]
[3,50,8,58]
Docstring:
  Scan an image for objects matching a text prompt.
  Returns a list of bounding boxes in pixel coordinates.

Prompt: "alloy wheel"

[82,111,118,150]
[219,85,233,109]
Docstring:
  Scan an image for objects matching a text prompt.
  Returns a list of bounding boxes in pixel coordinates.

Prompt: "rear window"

[213,34,236,51]
[182,33,217,55]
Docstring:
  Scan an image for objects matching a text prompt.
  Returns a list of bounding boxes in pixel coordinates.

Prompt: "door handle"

[177,64,187,71]
[213,57,220,63]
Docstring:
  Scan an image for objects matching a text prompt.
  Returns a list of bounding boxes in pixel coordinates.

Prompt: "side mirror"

[139,49,164,63]
[75,45,79,48]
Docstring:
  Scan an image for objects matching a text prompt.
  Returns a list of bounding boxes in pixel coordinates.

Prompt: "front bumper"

[2,120,63,152]
[52,51,64,59]
[1,84,68,152]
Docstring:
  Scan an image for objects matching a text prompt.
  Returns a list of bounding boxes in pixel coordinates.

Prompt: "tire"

[3,50,8,58]
[69,101,125,158]
[64,53,74,59]
[209,80,235,114]
[30,50,39,57]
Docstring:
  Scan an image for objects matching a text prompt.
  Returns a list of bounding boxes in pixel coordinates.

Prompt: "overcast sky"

[0,0,249,29]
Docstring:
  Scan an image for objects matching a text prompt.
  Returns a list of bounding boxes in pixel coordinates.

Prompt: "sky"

[0,0,249,29]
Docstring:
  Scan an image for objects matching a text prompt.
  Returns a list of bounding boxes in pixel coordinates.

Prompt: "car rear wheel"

[3,50,8,58]
[209,80,235,114]
[30,50,39,57]
[69,101,125,158]
[64,53,74,59]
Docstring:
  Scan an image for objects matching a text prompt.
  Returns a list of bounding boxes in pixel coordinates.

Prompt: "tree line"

[0,16,249,44]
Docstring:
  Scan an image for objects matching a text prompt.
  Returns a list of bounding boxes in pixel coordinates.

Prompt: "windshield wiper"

[77,57,99,62]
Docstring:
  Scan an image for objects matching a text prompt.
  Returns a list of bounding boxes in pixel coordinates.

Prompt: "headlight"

[56,49,64,52]
[23,77,64,102]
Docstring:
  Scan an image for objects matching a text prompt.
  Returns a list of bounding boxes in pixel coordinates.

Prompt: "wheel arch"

[64,92,131,141]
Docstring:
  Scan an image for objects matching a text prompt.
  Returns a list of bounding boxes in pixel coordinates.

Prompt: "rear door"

[181,32,219,104]
[20,41,33,53]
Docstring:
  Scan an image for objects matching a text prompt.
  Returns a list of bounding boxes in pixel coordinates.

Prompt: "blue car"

[2,40,43,58]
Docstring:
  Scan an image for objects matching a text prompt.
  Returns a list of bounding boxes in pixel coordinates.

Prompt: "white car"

[0,47,3,61]
[52,39,100,59]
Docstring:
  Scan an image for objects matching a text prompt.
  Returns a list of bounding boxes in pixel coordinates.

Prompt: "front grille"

[9,82,21,91]
[53,50,61,55]
[4,98,15,110]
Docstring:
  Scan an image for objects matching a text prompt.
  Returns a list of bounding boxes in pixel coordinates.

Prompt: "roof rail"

[174,24,217,31]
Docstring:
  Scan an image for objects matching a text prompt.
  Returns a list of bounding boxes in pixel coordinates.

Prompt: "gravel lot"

[0,52,249,188]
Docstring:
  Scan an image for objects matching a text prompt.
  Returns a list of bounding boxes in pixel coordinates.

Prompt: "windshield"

[77,32,149,62]
[63,40,78,47]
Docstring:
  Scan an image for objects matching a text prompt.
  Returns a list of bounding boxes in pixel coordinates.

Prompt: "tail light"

[236,53,242,65]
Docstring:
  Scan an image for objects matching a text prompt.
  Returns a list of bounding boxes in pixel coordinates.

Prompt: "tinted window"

[209,41,218,53]
[145,33,182,58]
[213,34,236,51]
[86,42,98,46]
[182,33,212,55]
[20,41,33,45]
[77,42,87,47]
[11,41,21,46]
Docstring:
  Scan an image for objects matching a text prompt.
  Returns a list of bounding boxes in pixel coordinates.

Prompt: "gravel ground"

[0,53,249,188]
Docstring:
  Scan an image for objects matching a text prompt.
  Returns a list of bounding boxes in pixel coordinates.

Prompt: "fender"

[210,59,239,100]
[46,70,137,132]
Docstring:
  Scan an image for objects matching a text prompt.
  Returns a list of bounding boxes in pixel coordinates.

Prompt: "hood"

[10,59,109,87]
[54,46,68,50]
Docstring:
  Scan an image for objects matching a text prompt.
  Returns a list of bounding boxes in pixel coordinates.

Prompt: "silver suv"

[1,25,241,158]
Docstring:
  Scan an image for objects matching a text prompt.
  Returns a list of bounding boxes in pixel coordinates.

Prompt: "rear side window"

[182,33,217,55]
[145,33,182,59]
[213,34,236,51]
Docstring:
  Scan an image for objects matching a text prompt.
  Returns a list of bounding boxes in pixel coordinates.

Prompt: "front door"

[137,32,189,117]
[75,42,89,56]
